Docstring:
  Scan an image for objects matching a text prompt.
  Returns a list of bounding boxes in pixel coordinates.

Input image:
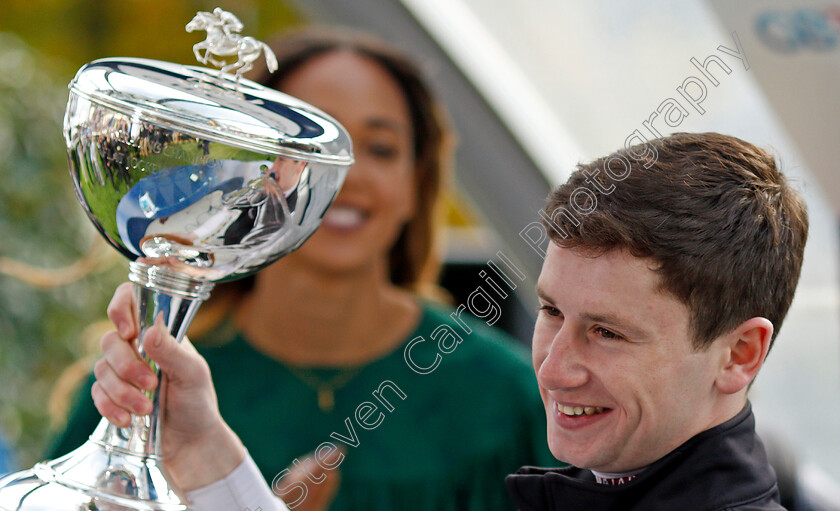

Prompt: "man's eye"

[594,327,622,340]
[538,305,562,317]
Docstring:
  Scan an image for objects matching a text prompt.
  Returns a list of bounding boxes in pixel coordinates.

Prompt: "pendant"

[318,386,334,412]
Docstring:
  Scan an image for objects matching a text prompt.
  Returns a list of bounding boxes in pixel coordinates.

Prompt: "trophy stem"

[93,261,214,458]
[0,263,215,510]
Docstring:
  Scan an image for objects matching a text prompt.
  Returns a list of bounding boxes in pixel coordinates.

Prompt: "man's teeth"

[324,206,366,227]
[557,403,606,416]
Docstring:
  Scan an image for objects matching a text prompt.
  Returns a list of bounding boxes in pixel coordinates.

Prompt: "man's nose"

[537,325,590,391]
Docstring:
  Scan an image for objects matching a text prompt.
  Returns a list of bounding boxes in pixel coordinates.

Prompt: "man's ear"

[715,317,774,395]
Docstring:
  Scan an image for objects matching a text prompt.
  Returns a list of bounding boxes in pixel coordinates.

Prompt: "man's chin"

[548,441,596,469]
[547,434,626,471]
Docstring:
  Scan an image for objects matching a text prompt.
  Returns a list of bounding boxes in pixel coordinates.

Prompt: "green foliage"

[0,33,127,467]
[0,34,118,464]
[0,0,303,470]
[0,0,303,77]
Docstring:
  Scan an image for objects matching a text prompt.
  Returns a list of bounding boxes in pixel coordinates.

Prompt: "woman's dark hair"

[190,27,455,336]
[251,27,454,290]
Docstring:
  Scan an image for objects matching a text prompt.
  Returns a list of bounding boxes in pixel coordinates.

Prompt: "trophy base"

[0,277,211,511]
[0,430,190,511]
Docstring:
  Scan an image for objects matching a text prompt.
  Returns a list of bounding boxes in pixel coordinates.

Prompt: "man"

[89,132,807,510]
[506,132,807,510]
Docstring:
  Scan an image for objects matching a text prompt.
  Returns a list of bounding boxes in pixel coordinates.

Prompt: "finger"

[282,458,341,511]
[107,282,138,339]
[100,330,157,391]
[181,335,199,356]
[306,463,341,511]
[321,445,345,466]
[93,357,153,416]
[143,316,210,386]
[91,381,131,428]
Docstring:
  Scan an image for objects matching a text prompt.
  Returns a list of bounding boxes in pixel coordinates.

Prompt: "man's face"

[533,243,729,472]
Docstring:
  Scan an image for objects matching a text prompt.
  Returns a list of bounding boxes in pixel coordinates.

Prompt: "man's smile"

[555,402,607,417]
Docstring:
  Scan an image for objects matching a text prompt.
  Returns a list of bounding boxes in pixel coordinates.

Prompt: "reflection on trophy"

[0,8,352,511]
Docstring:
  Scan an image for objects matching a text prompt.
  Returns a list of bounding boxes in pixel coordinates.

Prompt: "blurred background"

[0,0,837,507]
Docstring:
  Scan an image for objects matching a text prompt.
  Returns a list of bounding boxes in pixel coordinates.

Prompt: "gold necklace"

[287,365,365,412]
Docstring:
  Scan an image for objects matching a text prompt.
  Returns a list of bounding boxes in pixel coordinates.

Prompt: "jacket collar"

[506,403,779,511]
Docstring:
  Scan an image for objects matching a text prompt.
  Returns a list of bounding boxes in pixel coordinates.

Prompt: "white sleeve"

[186,454,289,511]
[191,209,239,241]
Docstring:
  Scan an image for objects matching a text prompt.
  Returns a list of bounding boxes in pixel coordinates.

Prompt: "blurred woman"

[50,27,552,511]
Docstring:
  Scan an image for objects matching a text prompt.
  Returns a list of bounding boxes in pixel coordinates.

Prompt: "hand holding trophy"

[0,8,352,511]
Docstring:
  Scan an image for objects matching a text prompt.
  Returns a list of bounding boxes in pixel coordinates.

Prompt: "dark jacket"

[506,403,785,511]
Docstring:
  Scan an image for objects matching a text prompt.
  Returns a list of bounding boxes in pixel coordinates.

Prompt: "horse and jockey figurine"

[186,8,278,86]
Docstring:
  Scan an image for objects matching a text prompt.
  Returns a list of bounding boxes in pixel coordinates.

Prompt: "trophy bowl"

[0,11,352,510]
[67,57,352,285]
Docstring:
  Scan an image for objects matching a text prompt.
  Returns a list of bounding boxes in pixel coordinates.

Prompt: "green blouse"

[49,301,556,510]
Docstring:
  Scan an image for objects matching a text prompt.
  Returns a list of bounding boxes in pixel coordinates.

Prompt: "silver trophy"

[0,8,352,510]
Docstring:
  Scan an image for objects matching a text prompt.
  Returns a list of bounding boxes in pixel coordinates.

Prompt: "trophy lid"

[67,57,353,165]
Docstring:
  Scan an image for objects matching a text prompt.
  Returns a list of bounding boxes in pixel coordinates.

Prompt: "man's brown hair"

[542,132,809,351]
